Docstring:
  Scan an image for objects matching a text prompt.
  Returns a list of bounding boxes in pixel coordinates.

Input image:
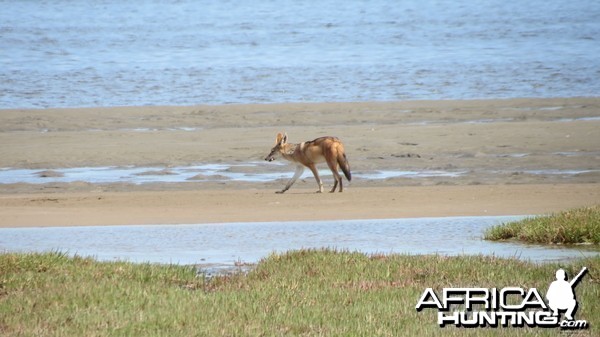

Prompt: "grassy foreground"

[1,250,599,336]
[484,206,600,245]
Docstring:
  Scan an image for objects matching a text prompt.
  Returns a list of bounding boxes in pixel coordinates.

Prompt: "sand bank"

[1,98,599,227]
[1,184,599,228]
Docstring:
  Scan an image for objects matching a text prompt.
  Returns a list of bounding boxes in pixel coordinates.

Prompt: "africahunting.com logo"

[415,267,589,330]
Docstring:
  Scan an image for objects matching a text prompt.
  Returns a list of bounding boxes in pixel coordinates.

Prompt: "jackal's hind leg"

[330,173,343,193]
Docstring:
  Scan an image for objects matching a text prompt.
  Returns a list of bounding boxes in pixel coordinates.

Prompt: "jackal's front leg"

[277,165,304,194]
[307,164,324,193]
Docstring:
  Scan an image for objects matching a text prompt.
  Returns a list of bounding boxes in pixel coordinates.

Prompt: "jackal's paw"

[276,190,286,194]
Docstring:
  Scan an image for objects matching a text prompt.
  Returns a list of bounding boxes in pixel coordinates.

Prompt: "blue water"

[0,217,597,267]
[1,0,599,108]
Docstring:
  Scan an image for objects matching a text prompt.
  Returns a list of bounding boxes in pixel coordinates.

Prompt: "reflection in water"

[0,217,597,269]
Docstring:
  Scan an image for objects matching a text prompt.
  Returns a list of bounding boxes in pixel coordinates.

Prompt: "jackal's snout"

[264,149,276,162]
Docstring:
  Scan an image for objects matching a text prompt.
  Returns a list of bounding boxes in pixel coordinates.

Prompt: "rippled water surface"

[1,217,597,269]
[1,0,599,108]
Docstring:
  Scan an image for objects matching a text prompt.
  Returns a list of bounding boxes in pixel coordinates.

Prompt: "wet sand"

[1,98,599,228]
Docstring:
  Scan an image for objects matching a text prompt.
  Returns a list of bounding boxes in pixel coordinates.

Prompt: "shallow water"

[1,164,597,185]
[1,217,597,269]
[0,164,468,184]
[1,0,599,108]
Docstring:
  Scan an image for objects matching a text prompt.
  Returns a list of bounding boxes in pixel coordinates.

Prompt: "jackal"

[264,132,351,193]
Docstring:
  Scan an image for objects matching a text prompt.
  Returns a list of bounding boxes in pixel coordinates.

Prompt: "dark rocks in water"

[36,170,64,178]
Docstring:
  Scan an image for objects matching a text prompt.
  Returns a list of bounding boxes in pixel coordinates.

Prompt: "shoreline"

[1,98,599,228]
[1,184,599,228]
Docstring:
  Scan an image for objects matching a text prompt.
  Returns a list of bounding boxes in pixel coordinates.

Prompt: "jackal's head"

[264,132,287,162]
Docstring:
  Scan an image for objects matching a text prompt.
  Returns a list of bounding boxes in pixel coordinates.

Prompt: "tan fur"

[265,132,351,193]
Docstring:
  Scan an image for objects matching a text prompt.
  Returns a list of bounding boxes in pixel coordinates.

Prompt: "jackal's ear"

[275,132,284,145]
[282,133,288,144]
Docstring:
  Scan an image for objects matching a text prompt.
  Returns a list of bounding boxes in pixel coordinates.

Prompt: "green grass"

[1,250,599,336]
[484,206,600,245]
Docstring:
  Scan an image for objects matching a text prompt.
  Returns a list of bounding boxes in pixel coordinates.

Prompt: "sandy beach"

[1,98,599,228]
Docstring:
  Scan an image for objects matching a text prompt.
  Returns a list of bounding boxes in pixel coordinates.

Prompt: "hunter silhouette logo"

[546,267,587,321]
[415,267,589,329]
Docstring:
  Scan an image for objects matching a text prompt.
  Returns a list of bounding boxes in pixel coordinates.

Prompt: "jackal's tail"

[338,151,352,181]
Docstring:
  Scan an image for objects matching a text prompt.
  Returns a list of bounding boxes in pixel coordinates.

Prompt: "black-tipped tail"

[339,153,351,181]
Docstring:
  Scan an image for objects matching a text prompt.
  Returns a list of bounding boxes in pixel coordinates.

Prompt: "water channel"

[1,216,596,273]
